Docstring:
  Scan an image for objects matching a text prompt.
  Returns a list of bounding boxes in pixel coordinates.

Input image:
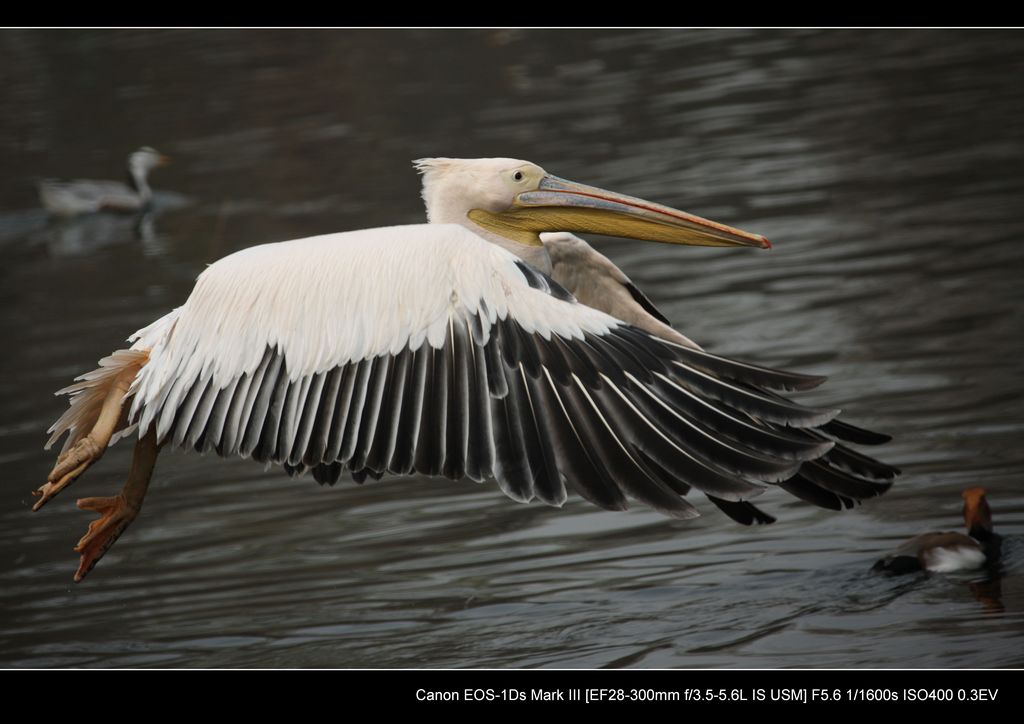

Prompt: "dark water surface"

[1,30,1023,668]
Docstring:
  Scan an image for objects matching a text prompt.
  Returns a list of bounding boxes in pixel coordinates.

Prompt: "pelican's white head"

[413,157,770,251]
[416,157,543,223]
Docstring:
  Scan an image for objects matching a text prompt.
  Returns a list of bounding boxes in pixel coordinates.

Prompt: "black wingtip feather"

[779,474,855,511]
[625,281,672,325]
[707,495,777,525]
[823,419,892,445]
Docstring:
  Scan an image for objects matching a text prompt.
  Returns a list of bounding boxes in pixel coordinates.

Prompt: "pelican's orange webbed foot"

[70,428,160,582]
[74,494,140,582]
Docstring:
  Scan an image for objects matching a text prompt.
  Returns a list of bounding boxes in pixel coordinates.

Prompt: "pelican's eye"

[512,170,525,182]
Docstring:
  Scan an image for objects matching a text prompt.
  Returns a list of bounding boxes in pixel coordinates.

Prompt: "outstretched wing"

[116,223,896,521]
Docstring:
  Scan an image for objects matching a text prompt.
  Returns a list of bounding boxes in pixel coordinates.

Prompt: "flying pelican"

[35,157,899,582]
[37,147,170,216]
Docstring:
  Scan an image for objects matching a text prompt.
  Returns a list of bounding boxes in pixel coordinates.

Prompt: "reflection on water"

[1,30,1023,668]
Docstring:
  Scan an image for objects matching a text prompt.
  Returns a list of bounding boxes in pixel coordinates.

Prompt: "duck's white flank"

[921,544,987,573]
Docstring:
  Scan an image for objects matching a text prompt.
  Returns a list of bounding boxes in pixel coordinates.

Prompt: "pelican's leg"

[33,366,137,512]
[73,427,161,582]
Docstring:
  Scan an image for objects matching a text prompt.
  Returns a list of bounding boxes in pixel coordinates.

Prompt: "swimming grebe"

[37,147,169,217]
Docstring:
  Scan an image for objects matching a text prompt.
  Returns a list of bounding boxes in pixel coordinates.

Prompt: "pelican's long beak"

[470,174,770,249]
